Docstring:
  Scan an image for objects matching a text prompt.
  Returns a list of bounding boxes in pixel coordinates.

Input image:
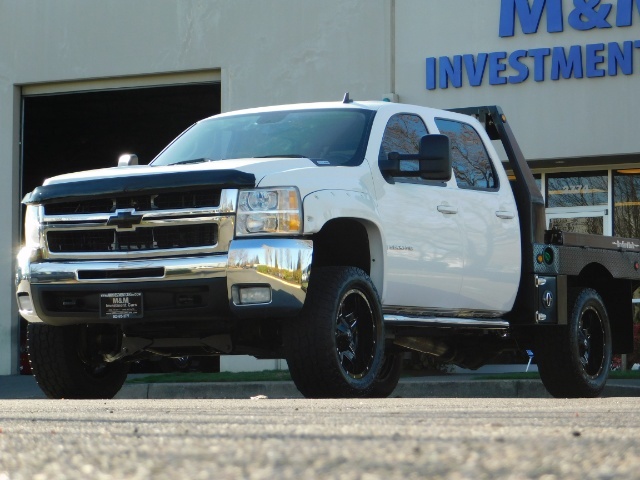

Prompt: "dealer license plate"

[100,293,143,320]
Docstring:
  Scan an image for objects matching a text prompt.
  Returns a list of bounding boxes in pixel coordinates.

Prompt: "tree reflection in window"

[379,114,429,169]
[435,119,497,190]
[614,171,640,238]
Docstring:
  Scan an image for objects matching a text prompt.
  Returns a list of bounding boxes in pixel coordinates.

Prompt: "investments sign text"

[426,0,640,89]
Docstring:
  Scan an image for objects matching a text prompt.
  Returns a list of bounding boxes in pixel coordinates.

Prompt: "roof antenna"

[342,92,353,104]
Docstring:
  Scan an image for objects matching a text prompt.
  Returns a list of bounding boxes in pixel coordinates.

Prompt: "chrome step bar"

[384,315,510,329]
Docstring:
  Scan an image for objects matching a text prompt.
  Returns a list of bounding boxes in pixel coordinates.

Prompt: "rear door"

[434,116,521,314]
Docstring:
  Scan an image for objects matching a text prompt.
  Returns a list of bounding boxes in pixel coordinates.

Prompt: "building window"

[533,174,542,194]
[545,172,608,235]
[614,170,640,238]
[545,172,608,208]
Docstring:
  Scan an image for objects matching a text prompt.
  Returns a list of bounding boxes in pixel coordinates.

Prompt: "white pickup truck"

[16,97,639,399]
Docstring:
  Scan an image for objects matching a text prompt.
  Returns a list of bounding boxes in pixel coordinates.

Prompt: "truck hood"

[22,157,347,204]
[40,157,318,186]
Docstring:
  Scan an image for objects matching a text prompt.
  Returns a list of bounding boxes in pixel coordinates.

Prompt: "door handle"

[495,210,515,219]
[437,204,458,214]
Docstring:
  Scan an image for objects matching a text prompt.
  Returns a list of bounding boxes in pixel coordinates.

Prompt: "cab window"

[435,118,498,190]
[379,114,429,161]
[379,114,440,184]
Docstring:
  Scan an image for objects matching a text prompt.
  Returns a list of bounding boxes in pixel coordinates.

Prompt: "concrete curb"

[114,379,640,400]
[3,375,639,400]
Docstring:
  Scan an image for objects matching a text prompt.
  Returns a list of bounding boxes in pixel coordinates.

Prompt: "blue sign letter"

[463,54,488,86]
[500,0,564,37]
[508,50,530,83]
[585,43,606,77]
[489,52,508,84]
[568,0,612,31]
[439,56,463,89]
[608,41,633,75]
[426,57,437,90]
[528,48,552,81]
[551,45,584,80]
[617,0,640,26]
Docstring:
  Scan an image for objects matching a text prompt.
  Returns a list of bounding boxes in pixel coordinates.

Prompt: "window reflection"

[614,170,640,238]
[546,172,608,208]
[435,119,497,190]
[379,114,428,162]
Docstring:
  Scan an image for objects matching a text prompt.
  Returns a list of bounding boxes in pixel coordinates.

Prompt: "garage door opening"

[18,81,221,374]
[21,82,221,197]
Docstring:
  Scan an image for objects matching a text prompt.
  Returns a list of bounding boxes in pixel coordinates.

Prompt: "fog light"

[232,285,272,305]
[17,293,34,312]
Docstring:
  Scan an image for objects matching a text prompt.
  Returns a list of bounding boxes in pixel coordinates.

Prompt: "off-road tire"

[284,266,385,398]
[368,352,403,398]
[28,323,129,399]
[536,288,612,398]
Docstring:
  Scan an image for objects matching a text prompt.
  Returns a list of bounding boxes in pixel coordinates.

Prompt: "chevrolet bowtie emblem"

[107,209,144,230]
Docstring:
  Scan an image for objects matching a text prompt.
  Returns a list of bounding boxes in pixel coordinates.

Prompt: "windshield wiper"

[166,158,214,166]
[253,154,307,158]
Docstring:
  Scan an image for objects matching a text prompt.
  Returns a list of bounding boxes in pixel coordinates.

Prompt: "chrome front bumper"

[16,238,313,323]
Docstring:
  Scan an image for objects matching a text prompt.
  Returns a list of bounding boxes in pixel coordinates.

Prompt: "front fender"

[302,189,386,298]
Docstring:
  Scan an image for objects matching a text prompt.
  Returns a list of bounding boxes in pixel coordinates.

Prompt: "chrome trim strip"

[16,247,42,322]
[383,305,506,319]
[27,254,228,285]
[384,315,510,329]
[43,215,229,231]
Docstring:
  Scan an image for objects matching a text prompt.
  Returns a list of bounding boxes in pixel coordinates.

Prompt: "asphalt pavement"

[3,397,640,479]
[2,371,640,400]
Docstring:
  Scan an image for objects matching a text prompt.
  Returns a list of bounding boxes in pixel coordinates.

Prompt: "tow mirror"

[417,134,451,181]
[380,134,451,181]
[118,154,139,167]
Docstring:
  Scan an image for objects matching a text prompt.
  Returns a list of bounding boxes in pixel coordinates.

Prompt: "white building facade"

[0,0,638,374]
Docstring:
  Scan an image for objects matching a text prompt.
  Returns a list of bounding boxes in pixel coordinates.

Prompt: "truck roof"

[211,99,450,121]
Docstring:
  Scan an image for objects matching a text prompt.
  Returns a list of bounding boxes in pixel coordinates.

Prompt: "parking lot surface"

[0,397,639,479]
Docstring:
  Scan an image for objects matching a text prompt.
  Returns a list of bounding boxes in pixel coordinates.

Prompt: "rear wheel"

[284,266,385,398]
[28,323,129,399]
[536,288,612,398]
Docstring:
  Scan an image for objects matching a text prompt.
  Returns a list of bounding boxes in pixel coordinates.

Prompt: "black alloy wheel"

[284,266,385,398]
[335,288,377,380]
[536,288,612,398]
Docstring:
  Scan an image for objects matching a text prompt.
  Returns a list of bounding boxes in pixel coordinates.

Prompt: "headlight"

[24,205,43,248]
[236,187,302,236]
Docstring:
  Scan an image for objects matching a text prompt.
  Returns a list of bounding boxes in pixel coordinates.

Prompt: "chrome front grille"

[40,189,238,259]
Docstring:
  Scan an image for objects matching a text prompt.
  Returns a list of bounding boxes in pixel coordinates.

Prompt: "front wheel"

[284,267,385,398]
[536,288,612,398]
[368,352,403,398]
[28,323,129,399]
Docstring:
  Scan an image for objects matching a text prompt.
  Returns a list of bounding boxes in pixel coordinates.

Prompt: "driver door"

[375,113,465,311]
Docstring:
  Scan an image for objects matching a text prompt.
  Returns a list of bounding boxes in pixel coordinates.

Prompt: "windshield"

[151,108,374,167]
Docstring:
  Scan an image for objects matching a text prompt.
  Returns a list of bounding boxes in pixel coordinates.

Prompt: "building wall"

[0,0,638,373]
[394,0,640,162]
[0,0,392,374]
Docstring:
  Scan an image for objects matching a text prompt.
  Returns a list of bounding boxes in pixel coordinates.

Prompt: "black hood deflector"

[23,169,256,205]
